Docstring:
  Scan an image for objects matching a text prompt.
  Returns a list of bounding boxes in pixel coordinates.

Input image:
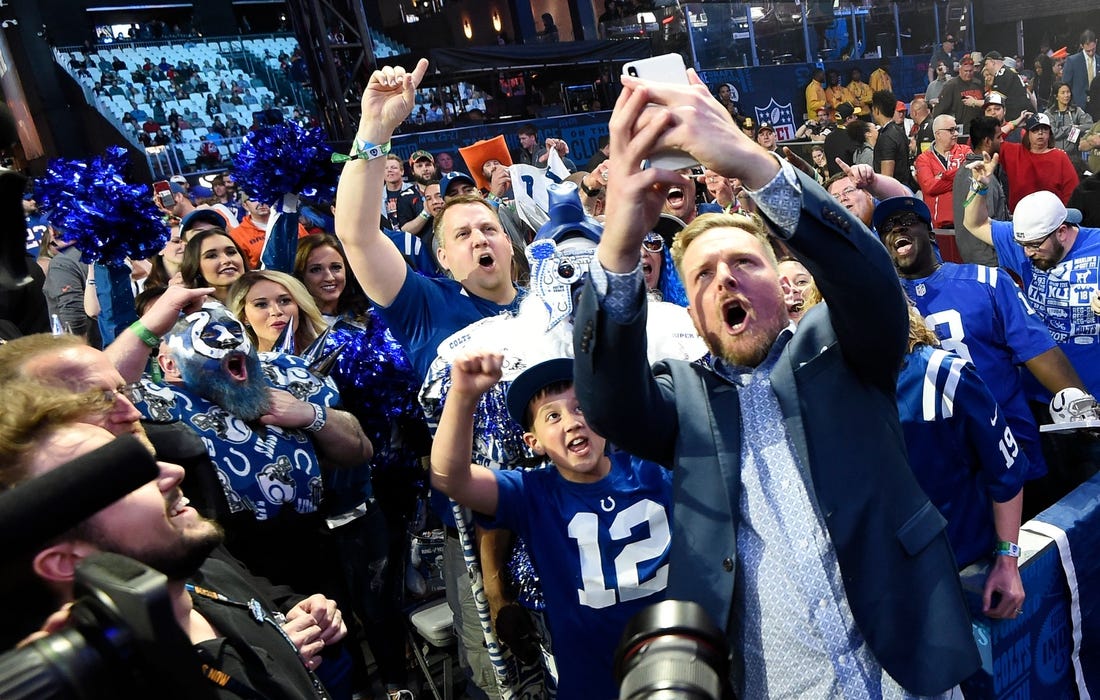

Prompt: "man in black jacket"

[0,385,346,699]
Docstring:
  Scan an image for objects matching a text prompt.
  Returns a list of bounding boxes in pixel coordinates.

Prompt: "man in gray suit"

[573,68,980,697]
[1061,29,1097,111]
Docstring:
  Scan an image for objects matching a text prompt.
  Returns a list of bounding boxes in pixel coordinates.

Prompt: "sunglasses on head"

[642,233,665,253]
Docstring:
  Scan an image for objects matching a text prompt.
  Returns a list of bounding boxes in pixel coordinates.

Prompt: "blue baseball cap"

[440,171,477,198]
[506,357,575,428]
[179,207,229,234]
[872,196,931,234]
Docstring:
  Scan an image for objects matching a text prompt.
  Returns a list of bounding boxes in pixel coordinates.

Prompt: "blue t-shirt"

[991,220,1100,395]
[25,212,48,258]
[383,227,442,279]
[375,273,523,379]
[134,352,340,520]
[479,452,673,700]
[902,263,1054,480]
[897,346,1026,567]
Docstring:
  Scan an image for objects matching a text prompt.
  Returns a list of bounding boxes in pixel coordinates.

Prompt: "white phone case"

[622,54,699,171]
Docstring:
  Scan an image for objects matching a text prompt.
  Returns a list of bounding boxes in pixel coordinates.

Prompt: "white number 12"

[566,499,670,609]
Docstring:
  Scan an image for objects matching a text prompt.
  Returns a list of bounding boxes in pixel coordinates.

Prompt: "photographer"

[795,107,832,142]
[0,382,346,699]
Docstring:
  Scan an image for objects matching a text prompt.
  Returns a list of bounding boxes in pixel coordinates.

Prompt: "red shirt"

[915,143,971,227]
[999,141,1079,210]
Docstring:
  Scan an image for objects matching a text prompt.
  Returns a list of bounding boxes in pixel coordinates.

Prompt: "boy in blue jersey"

[430,351,673,699]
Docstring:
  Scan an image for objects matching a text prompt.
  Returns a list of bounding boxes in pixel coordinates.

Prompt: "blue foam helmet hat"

[533,182,603,245]
[527,183,603,330]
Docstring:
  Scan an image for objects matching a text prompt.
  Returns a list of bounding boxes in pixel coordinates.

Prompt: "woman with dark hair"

[178,228,247,303]
[1044,82,1094,157]
[848,120,877,166]
[1033,53,1054,110]
[292,233,429,700]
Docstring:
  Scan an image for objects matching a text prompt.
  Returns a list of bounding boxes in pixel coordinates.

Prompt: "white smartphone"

[622,53,699,171]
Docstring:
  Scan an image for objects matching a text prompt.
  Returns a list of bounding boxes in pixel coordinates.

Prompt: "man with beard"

[0,385,346,699]
[135,303,370,596]
[573,66,978,698]
[408,149,438,194]
[874,195,1086,516]
[965,177,1100,396]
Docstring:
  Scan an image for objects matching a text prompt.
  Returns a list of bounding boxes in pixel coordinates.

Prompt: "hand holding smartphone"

[621,53,699,171]
[152,180,175,209]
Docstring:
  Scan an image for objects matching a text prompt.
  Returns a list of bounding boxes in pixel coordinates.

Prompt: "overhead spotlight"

[492,10,502,32]
[463,17,472,39]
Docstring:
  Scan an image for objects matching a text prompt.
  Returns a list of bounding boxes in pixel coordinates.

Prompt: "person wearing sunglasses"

[966,168,1100,362]
[875,195,1086,518]
[640,215,689,307]
[914,114,971,230]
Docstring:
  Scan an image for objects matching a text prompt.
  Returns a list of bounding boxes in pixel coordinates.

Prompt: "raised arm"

[836,158,913,198]
[106,285,212,382]
[962,152,998,246]
[335,59,429,307]
[429,351,501,516]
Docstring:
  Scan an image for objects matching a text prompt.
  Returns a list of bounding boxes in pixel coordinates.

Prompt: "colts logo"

[753,99,797,141]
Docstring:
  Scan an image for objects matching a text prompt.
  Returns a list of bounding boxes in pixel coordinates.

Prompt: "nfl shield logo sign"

[754,99,796,141]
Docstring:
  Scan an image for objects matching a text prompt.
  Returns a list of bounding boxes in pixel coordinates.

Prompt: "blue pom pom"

[232,122,338,206]
[35,147,169,267]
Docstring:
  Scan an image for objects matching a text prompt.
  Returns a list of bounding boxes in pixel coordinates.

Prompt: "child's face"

[524,386,610,484]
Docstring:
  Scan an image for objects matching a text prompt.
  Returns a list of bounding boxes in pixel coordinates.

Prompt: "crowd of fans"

[5,21,1100,700]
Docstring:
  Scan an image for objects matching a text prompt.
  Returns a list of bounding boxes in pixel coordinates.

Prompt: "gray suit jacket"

[573,168,980,695]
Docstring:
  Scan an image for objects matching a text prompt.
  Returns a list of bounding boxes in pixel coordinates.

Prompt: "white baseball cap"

[1012,191,1083,243]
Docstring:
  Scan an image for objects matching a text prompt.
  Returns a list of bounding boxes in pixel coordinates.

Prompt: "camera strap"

[185,583,332,700]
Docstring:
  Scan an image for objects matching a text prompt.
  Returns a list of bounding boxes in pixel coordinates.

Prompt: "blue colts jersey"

[902,263,1055,480]
[481,452,673,700]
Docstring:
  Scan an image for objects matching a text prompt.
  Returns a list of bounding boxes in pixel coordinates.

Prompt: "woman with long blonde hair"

[227,269,326,353]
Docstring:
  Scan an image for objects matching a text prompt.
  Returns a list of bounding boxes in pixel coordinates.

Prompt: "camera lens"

[615,600,729,700]
[0,627,108,700]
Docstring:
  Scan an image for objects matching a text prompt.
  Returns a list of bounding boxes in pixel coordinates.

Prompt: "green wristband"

[129,320,160,349]
[994,541,1021,558]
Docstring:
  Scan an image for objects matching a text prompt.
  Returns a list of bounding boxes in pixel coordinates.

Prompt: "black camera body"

[0,552,215,700]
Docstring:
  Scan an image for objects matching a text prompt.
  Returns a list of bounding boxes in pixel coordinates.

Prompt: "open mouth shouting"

[566,435,591,456]
[890,234,914,258]
[666,187,685,209]
[722,298,749,333]
[222,351,249,383]
[477,250,496,271]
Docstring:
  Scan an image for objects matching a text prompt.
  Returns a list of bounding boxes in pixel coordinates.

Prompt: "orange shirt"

[229,215,310,269]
